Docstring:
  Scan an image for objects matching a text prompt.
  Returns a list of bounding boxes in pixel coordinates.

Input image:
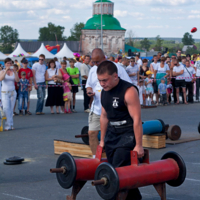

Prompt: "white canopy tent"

[9,43,29,57]
[55,43,74,58]
[31,43,54,59]
[0,51,7,60]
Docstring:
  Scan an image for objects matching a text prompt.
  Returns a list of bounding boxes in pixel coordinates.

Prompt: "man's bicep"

[125,87,141,120]
[101,106,107,118]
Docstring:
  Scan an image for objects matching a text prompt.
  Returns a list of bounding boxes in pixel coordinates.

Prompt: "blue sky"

[0,0,200,39]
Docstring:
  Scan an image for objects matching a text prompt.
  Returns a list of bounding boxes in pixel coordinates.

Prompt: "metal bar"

[50,167,66,174]
[92,178,107,186]
[75,134,88,138]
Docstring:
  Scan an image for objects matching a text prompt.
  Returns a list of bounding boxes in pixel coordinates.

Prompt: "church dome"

[82,0,126,31]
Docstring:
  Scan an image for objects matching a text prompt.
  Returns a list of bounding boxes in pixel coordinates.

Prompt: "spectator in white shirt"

[126,57,139,86]
[135,54,143,68]
[54,57,61,69]
[185,60,196,103]
[80,55,91,113]
[172,59,187,104]
[32,54,47,115]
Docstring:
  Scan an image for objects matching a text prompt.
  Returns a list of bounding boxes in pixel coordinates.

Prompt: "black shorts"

[175,80,186,88]
[72,85,79,94]
[153,82,158,93]
[16,89,19,100]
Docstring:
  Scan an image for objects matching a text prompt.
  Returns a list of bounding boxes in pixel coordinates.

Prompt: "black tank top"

[101,78,138,122]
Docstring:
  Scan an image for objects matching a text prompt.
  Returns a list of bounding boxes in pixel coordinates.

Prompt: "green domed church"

[81,0,126,55]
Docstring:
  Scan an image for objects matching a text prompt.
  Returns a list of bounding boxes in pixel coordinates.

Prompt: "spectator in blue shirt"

[158,77,167,105]
[18,71,29,116]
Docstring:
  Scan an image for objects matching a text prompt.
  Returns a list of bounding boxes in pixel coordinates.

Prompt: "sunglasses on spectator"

[92,61,101,65]
[130,61,135,62]
[178,52,181,53]
[39,59,44,61]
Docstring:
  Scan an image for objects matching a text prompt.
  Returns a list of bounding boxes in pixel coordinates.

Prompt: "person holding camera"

[0,58,19,130]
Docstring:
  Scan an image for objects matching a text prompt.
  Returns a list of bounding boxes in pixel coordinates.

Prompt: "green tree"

[38,22,67,41]
[67,22,85,41]
[154,35,163,51]
[140,38,150,51]
[0,25,19,53]
[182,32,195,45]
[185,47,199,55]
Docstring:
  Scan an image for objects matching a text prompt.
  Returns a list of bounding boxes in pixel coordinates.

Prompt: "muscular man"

[98,60,144,200]
[86,48,131,156]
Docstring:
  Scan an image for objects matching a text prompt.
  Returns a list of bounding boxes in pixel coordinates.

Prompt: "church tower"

[81,0,126,55]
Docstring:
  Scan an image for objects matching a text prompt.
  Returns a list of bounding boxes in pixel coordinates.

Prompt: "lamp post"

[101,0,103,50]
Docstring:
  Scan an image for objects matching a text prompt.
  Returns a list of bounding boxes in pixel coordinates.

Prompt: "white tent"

[31,43,54,59]
[0,51,7,60]
[55,43,74,58]
[9,43,29,57]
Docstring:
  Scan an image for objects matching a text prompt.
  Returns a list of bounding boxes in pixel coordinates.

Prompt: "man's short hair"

[142,59,148,63]
[76,57,79,61]
[186,60,190,63]
[15,60,17,62]
[122,57,127,62]
[85,55,91,59]
[97,61,118,75]
[181,56,186,60]
[54,57,58,61]
[63,56,67,60]
[4,57,12,64]
[177,49,181,53]
[130,57,135,61]
[135,54,140,58]
[157,52,162,55]
[69,59,75,63]
[39,54,45,59]
[153,55,157,58]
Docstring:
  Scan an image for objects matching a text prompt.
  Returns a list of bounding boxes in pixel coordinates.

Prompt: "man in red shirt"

[18,58,33,115]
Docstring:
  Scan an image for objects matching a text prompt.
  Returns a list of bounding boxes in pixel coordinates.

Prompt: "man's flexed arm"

[125,87,144,158]
[99,106,109,148]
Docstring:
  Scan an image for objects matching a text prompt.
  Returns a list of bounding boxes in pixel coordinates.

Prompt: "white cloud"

[147,25,163,29]
[63,16,72,20]
[188,15,200,19]
[114,10,144,18]
[0,0,49,10]
[170,17,185,20]
[150,8,183,13]
[114,10,128,17]
[123,0,198,6]
[190,10,200,14]
[70,0,94,9]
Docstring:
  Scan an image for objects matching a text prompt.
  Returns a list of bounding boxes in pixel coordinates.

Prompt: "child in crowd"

[13,64,19,115]
[138,80,146,105]
[67,59,79,113]
[63,75,72,113]
[145,71,154,106]
[167,79,173,104]
[158,77,168,106]
[18,71,30,115]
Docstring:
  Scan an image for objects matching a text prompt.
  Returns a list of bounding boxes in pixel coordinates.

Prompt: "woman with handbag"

[45,60,64,114]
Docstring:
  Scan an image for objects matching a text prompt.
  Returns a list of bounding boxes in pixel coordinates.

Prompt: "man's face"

[154,56,158,62]
[171,56,176,61]
[182,59,186,65]
[157,54,161,58]
[177,51,181,57]
[98,72,118,91]
[84,57,91,65]
[173,60,178,66]
[91,54,105,67]
[39,57,44,65]
[186,56,191,61]
[186,62,190,67]
[23,63,28,68]
[166,58,170,62]
[130,59,135,66]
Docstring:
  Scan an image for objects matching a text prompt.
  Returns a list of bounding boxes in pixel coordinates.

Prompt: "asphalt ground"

[0,99,199,200]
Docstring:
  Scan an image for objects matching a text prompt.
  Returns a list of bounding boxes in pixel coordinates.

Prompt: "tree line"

[126,31,198,55]
[0,22,84,53]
